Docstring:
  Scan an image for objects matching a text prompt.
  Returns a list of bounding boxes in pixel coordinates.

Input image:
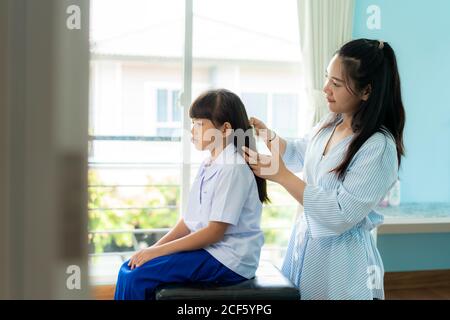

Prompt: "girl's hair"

[189,89,269,203]
[321,38,406,180]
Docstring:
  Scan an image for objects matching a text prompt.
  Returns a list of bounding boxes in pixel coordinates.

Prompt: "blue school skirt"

[114,249,247,300]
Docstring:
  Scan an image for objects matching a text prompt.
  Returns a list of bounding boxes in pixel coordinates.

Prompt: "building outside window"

[88,0,310,285]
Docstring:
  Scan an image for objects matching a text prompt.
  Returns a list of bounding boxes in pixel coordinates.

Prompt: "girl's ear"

[361,84,371,101]
[222,122,233,137]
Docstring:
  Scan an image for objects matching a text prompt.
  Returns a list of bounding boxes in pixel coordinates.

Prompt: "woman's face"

[323,55,368,115]
[190,118,223,151]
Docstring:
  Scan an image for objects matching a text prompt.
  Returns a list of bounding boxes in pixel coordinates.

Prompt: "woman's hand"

[249,117,268,134]
[128,246,163,270]
[249,117,287,155]
[242,145,307,205]
[249,117,274,143]
[242,146,288,183]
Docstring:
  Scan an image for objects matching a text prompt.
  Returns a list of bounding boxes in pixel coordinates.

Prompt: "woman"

[243,39,405,300]
[114,89,268,300]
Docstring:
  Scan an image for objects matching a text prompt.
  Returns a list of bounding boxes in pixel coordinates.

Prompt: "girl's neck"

[209,139,229,162]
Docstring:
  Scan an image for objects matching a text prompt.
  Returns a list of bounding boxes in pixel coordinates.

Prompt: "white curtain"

[297,0,355,124]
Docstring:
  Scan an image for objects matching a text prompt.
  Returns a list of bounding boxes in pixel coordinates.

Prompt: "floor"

[92,285,450,300]
[385,286,450,300]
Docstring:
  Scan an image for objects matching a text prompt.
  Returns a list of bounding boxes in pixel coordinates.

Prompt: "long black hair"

[189,89,270,203]
[321,39,406,180]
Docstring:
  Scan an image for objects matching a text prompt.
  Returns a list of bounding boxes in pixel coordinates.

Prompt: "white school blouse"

[183,143,264,279]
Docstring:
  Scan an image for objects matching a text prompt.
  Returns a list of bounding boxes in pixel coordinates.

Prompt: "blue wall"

[353,0,450,272]
[353,0,450,203]
[378,233,450,271]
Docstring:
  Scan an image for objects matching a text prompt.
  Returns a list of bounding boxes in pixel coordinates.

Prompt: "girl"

[114,89,269,300]
[243,39,405,300]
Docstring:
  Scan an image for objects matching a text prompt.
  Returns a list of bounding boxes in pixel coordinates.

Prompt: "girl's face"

[191,118,228,151]
[323,55,369,115]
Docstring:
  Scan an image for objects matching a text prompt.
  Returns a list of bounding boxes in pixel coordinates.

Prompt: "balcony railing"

[88,135,294,284]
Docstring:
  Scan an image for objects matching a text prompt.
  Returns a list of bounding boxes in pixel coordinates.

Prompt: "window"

[272,94,299,139]
[89,0,186,284]
[172,90,182,122]
[89,0,307,284]
[156,89,168,122]
[155,89,182,138]
[191,0,304,267]
[241,93,268,124]
[242,92,300,139]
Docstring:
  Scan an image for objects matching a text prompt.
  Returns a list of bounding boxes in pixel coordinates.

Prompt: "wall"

[353,0,450,272]
[353,0,450,203]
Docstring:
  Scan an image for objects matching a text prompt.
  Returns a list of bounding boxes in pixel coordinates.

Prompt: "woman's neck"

[339,113,354,132]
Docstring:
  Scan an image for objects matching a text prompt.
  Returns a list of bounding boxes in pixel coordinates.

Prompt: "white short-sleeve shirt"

[182,143,264,279]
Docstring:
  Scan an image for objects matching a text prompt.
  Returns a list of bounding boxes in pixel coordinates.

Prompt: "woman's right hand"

[249,117,287,156]
[249,117,267,135]
[250,117,278,144]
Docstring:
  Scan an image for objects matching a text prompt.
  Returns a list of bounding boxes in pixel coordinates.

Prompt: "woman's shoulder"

[365,130,396,149]
[356,130,397,163]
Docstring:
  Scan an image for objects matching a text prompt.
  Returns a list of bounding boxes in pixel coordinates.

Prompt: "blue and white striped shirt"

[281,114,398,300]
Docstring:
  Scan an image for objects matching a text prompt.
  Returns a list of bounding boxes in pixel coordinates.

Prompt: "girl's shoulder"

[218,154,254,179]
[207,149,254,179]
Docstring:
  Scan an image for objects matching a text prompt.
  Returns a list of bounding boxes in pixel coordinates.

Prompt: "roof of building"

[91,15,301,63]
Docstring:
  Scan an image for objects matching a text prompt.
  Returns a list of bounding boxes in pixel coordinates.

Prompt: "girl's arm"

[153,218,191,247]
[129,221,229,269]
[158,221,228,255]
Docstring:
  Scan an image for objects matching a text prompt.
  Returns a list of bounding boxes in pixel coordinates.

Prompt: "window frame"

[88,1,305,283]
[241,91,301,139]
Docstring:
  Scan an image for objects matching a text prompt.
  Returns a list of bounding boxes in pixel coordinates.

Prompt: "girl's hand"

[128,246,163,270]
[242,146,288,183]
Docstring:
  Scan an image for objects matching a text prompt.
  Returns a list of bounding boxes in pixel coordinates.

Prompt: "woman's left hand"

[241,146,288,183]
[128,246,163,270]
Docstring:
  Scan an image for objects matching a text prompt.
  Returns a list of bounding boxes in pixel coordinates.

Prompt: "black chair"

[155,261,300,300]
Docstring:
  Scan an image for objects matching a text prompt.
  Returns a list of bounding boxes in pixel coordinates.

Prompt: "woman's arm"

[251,115,329,174]
[129,221,229,269]
[244,134,399,239]
[153,218,191,247]
[242,146,306,205]
[300,135,398,238]
[275,169,306,205]
[251,117,308,173]
[268,133,288,156]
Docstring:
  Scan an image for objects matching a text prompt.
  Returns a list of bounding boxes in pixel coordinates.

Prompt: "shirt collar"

[208,143,237,166]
